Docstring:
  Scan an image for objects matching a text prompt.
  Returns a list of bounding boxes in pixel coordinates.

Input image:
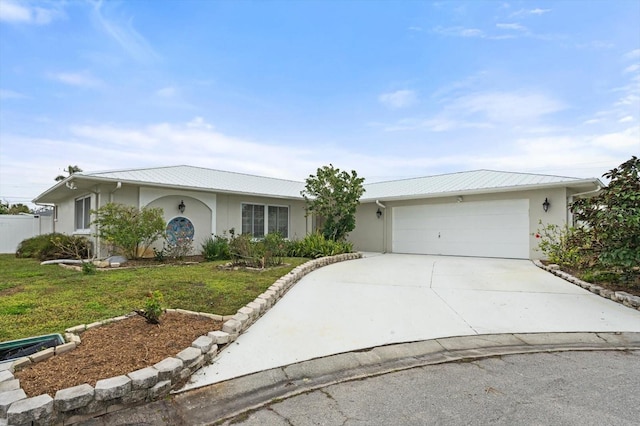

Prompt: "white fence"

[0,215,54,254]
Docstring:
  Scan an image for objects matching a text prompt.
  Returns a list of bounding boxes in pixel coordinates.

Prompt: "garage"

[392,199,530,259]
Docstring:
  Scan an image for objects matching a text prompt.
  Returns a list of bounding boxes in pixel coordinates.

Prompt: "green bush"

[228,233,287,268]
[16,233,90,261]
[82,261,97,275]
[138,290,164,324]
[287,233,353,258]
[201,235,231,261]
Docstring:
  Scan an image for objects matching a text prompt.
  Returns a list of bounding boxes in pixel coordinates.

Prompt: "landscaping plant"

[301,164,365,242]
[91,203,166,259]
[201,234,231,261]
[136,290,164,324]
[570,156,640,283]
[16,233,90,260]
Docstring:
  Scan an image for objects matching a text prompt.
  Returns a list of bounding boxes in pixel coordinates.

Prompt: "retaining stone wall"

[0,253,362,425]
[533,260,640,311]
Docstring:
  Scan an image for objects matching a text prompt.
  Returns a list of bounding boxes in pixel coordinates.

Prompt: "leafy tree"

[301,164,365,241]
[0,201,31,214]
[570,156,640,273]
[55,165,83,181]
[92,203,166,259]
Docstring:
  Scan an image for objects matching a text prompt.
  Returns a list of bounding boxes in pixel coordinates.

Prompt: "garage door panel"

[392,200,529,259]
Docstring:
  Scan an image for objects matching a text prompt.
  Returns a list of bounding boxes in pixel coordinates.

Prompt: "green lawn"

[0,254,307,341]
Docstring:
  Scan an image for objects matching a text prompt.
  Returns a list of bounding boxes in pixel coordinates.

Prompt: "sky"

[0,0,639,207]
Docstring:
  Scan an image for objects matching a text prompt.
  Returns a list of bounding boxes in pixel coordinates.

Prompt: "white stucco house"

[32,165,603,260]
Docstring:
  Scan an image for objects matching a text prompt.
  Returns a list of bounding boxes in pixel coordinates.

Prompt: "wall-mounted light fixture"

[542,198,550,212]
[376,208,383,219]
[457,196,463,203]
[178,200,186,214]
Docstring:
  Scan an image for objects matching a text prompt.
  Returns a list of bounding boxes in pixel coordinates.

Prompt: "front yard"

[0,254,307,341]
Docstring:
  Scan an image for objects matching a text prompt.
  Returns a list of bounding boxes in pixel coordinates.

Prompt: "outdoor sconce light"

[542,198,550,212]
[457,196,463,203]
[178,200,186,214]
[376,208,383,219]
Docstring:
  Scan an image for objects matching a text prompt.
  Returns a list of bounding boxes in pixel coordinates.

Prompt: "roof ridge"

[88,165,306,184]
[365,169,580,186]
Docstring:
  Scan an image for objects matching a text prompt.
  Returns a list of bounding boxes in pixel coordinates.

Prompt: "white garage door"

[392,199,530,259]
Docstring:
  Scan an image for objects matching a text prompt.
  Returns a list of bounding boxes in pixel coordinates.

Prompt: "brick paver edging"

[533,260,640,311]
[0,253,362,425]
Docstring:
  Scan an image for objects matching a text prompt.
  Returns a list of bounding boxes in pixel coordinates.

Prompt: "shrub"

[287,232,353,258]
[82,261,97,275]
[201,234,231,261]
[535,222,598,269]
[92,203,165,259]
[16,233,90,260]
[165,230,193,260]
[228,233,287,268]
[136,290,164,324]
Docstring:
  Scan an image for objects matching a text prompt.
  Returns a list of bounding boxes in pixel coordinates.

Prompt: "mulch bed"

[15,312,221,398]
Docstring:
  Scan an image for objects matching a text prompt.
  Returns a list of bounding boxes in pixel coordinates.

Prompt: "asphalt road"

[221,350,640,426]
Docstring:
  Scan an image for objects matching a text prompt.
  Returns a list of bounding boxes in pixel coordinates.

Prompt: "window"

[242,204,265,238]
[75,195,91,230]
[242,203,289,238]
[268,206,289,237]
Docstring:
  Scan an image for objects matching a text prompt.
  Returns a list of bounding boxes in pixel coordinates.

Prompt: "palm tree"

[55,165,83,181]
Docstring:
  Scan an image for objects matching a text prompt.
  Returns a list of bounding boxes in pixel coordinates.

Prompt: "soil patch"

[15,312,221,398]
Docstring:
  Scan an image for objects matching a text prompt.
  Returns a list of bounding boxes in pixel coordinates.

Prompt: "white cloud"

[0,0,63,25]
[623,64,640,74]
[408,26,423,32]
[432,26,485,38]
[91,1,159,63]
[187,116,213,130]
[625,49,640,60]
[0,89,27,99]
[156,86,178,98]
[496,23,527,31]
[511,8,551,17]
[49,71,104,88]
[378,90,418,109]
[618,116,633,123]
[449,91,566,123]
[591,126,639,150]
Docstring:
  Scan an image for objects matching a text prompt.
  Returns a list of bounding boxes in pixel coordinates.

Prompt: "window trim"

[74,195,92,232]
[241,202,290,239]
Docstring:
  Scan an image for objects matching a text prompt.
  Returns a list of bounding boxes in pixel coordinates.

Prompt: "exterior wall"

[350,187,570,259]
[215,193,310,240]
[348,203,385,252]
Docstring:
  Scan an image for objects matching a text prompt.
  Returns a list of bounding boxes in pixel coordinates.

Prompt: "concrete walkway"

[182,254,640,391]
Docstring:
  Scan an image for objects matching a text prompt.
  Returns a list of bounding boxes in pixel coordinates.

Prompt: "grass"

[0,254,308,341]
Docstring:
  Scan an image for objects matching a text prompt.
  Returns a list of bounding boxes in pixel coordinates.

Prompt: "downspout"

[109,181,122,202]
[567,184,602,226]
[376,200,387,253]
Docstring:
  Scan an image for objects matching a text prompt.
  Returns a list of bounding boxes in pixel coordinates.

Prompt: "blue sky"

[1,0,638,206]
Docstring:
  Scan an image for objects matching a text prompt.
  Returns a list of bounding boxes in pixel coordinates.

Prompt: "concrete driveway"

[183,254,640,391]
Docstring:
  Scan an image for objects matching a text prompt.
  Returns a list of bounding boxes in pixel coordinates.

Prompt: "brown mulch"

[14,312,221,398]
[542,262,640,297]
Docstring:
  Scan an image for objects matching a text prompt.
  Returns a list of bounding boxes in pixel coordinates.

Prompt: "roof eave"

[360,178,603,203]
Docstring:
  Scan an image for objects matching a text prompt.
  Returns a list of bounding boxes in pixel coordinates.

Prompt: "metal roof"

[361,169,601,201]
[84,165,306,199]
[33,165,602,204]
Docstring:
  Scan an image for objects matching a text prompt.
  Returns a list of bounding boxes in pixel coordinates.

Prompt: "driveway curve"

[183,254,640,391]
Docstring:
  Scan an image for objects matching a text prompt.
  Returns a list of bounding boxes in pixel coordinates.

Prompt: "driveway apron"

[182,254,640,391]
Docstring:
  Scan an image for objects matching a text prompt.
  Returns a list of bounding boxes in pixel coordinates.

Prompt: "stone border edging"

[533,260,640,311]
[0,253,362,425]
[98,332,640,425]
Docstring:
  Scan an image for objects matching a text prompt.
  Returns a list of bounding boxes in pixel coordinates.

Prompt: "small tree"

[92,203,166,259]
[570,156,640,272]
[301,164,365,241]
